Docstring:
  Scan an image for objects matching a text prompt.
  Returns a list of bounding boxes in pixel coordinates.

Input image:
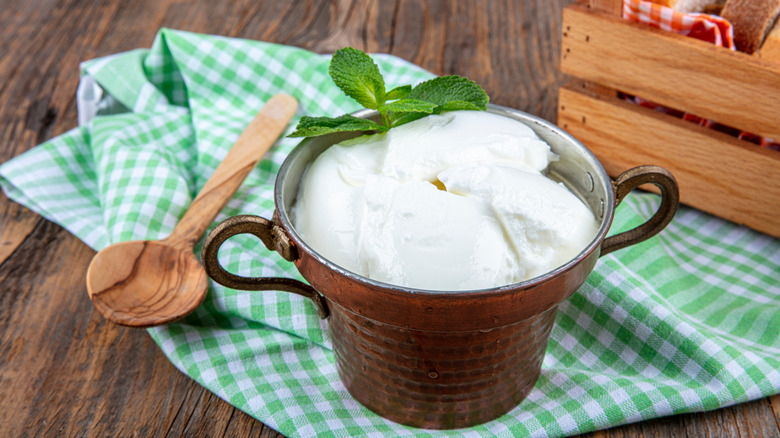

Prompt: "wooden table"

[1,0,778,436]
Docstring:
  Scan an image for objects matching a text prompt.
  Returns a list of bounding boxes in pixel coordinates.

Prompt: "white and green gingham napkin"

[2,29,779,437]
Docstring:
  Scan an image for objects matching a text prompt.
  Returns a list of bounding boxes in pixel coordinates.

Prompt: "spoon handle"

[167,94,298,248]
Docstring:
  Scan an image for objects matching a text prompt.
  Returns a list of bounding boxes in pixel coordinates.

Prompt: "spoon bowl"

[86,94,298,327]
[87,239,208,327]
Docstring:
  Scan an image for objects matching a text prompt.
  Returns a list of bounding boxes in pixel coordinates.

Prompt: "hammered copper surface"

[201,105,680,429]
[329,302,557,429]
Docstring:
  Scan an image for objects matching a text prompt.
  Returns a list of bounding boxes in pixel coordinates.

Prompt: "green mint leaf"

[438,100,484,112]
[288,114,385,138]
[388,112,429,128]
[329,47,386,110]
[385,85,412,101]
[407,75,489,114]
[378,98,438,114]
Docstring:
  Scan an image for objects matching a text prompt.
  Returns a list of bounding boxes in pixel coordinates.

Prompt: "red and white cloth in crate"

[622,0,777,149]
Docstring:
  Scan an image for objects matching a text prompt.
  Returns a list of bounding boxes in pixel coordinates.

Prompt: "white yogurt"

[292,111,599,291]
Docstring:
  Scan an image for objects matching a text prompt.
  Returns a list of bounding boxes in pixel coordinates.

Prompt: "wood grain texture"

[561,1,780,140]
[0,0,778,436]
[586,0,623,15]
[759,20,780,62]
[558,81,780,238]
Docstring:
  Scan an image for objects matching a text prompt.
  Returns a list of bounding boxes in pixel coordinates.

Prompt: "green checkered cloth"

[2,29,779,437]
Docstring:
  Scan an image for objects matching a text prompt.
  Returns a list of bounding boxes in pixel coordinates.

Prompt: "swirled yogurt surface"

[291,111,598,291]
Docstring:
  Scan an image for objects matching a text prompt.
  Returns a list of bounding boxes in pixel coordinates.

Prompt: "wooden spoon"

[86,94,298,327]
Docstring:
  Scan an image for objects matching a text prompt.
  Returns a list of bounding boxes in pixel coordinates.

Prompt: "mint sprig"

[288,47,489,138]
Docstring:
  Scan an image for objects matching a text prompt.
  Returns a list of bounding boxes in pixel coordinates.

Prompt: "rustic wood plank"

[0,196,40,267]
[0,221,94,435]
[561,1,780,140]
[730,397,780,438]
[558,81,780,238]
[773,395,780,431]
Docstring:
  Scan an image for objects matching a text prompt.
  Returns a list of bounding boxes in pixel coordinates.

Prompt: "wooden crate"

[558,0,780,238]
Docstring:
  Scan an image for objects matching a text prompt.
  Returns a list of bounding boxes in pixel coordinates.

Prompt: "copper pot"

[201,105,679,429]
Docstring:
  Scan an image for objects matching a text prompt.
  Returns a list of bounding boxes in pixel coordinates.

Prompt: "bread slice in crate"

[644,0,725,13]
[721,0,780,54]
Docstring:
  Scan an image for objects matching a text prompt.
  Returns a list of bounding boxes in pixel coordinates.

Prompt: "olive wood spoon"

[86,94,298,327]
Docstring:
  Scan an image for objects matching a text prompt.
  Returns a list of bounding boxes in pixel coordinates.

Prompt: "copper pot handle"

[600,165,679,257]
[201,214,329,319]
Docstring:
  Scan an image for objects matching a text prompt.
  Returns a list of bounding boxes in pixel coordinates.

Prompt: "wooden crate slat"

[558,82,780,238]
[586,0,622,16]
[561,2,780,140]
